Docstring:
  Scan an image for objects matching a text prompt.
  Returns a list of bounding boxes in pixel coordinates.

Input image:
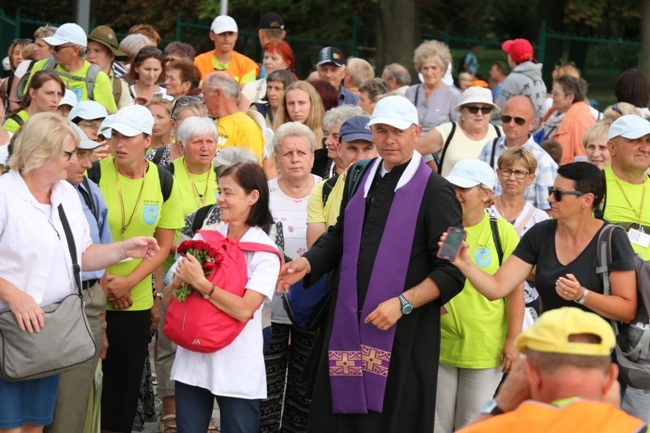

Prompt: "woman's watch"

[574,288,589,305]
[154,292,164,300]
[479,399,504,416]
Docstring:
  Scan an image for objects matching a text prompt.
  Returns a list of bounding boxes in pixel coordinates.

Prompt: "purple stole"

[328,154,431,414]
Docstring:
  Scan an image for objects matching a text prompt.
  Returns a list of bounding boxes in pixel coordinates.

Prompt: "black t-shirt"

[513,219,636,312]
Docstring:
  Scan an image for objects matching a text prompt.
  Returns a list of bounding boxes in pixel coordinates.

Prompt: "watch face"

[402,304,413,314]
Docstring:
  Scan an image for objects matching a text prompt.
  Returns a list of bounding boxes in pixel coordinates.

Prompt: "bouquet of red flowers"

[173,239,222,302]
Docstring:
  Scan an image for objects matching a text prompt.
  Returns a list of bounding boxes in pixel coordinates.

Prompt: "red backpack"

[163,229,282,353]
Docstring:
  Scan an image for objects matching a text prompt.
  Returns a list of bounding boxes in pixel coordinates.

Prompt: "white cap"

[69,101,108,121]
[2,57,10,72]
[445,159,496,189]
[211,16,238,34]
[368,95,419,130]
[44,23,87,48]
[454,86,500,113]
[71,123,102,150]
[58,89,78,108]
[608,115,650,140]
[98,115,114,138]
[109,105,154,137]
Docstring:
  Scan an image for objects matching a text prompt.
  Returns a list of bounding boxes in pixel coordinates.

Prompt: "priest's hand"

[276,257,311,293]
[364,297,402,331]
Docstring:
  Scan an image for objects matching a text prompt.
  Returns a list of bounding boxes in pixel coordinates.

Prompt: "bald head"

[505,95,535,119]
[382,63,411,90]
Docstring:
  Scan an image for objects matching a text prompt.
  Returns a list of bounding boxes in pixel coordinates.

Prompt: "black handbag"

[0,204,96,382]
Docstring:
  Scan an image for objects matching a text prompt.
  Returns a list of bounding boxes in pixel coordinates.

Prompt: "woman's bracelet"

[204,284,216,299]
[574,287,589,305]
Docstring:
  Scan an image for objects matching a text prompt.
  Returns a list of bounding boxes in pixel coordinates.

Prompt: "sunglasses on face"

[54,44,75,52]
[170,95,204,117]
[464,105,492,115]
[501,115,527,126]
[547,187,585,202]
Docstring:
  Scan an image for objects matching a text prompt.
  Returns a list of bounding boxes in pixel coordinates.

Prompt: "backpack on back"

[596,224,650,389]
[16,57,101,102]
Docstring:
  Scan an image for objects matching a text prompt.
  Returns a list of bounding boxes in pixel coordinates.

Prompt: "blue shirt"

[75,177,113,281]
[478,135,558,210]
[338,86,359,106]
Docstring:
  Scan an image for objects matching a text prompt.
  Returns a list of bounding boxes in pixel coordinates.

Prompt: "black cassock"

[303,159,465,433]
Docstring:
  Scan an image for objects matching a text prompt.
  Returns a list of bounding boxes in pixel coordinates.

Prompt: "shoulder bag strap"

[437,122,457,174]
[489,215,504,266]
[57,204,82,296]
[489,137,500,169]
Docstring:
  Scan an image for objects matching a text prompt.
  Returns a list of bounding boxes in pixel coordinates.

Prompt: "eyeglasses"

[138,47,163,57]
[62,148,78,161]
[547,187,585,202]
[78,122,101,130]
[170,95,204,117]
[501,115,528,126]
[499,168,529,179]
[54,44,75,52]
[464,105,492,115]
[12,38,32,44]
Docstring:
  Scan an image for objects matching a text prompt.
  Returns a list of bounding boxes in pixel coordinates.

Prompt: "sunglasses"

[62,148,78,161]
[547,187,585,202]
[170,95,204,117]
[464,105,492,115]
[13,38,32,44]
[501,115,528,126]
[499,168,529,179]
[54,44,75,52]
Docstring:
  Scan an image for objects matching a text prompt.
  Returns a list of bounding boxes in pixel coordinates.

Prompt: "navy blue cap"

[340,116,372,143]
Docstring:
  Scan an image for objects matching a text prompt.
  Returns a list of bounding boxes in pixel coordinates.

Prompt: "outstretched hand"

[276,257,311,294]
[121,237,159,261]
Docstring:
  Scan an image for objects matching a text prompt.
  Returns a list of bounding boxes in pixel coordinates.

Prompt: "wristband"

[574,288,589,305]
[204,284,216,299]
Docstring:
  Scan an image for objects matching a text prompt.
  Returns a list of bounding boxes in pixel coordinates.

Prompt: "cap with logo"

[211,16,238,34]
[317,46,345,67]
[501,38,535,64]
[368,95,419,130]
[109,105,154,137]
[340,116,372,143]
[445,159,496,189]
[44,23,87,48]
[516,307,615,356]
[607,114,650,140]
[257,13,284,30]
[88,25,128,60]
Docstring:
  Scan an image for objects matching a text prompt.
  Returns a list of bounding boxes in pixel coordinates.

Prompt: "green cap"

[88,25,128,60]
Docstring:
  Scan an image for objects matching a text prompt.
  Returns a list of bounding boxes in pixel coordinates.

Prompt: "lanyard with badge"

[614,175,650,248]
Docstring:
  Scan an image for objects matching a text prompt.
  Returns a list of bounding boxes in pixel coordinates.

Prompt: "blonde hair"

[583,120,612,148]
[9,112,79,174]
[146,97,172,113]
[346,57,375,87]
[603,102,642,121]
[274,81,325,146]
[498,146,538,173]
[552,63,581,81]
[413,40,451,72]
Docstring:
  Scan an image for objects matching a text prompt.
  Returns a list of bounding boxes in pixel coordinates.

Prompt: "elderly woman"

[3,70,64,133]
[163,59,202,100]
[253,70,296,129]
[242,40,297,107]
[446,162,637,323]
[405,40,461,135]
[357,78,390,115]
[0,112,158,432]
[417,86,502,176]
[168,162,281,433]
[320,104,366,178]
[436,159,523,433]
[541,75,595,165]
[583,120,612,170]
[489,147,549,313]
[259,122,321,433]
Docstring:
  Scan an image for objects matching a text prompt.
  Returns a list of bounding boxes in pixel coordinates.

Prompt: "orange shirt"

[555,101,595,165]
[194,50,259,84]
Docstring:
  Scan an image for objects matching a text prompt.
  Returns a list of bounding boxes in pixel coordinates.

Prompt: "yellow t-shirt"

[307,174,346,228]
[2,110,30,133]
[215,112,264,163]
[29,58,117,113]
[440,214,520,368]
[603,166,650,259]
[97,158,184,310]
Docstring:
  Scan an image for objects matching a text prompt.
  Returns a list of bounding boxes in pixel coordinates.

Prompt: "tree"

[374,0,420,76]
[641,0,650,78]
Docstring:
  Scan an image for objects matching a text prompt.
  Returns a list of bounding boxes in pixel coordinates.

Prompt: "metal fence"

[1,9,641,106]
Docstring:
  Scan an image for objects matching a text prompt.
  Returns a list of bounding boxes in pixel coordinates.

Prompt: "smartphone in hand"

[437,227,466,261]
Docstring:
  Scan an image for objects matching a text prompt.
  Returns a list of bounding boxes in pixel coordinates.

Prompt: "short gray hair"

[176,116,218,149]
[383,63,411,86]
[273,122,316,156]
[413,40,451,72]
[214,147,258,171]
[203,72,239,101]
[323,105,366,130]
[119,34,154,58]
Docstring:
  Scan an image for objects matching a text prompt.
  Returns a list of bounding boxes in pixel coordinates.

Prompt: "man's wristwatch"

[398,294,413,315]
[479,399,504,416]
[154,292,163,300]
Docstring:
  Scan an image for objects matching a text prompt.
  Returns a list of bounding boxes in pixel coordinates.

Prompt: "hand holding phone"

[437,227,466,261]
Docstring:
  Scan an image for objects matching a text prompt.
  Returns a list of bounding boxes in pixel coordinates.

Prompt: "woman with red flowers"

[166,162,282,433]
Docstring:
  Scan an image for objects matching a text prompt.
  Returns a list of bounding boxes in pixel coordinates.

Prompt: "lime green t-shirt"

[440,213,520,369]
[2,110,30,133]
[162,157,218,271]
[307,174,345,228]
[603,166,650,260]
[97,158,184,310]
[29,58,117,113]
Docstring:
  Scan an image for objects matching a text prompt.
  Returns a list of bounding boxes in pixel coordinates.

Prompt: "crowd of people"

[0,11,649,433]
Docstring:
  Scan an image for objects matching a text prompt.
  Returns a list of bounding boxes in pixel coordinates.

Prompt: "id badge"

[628,228,650,248]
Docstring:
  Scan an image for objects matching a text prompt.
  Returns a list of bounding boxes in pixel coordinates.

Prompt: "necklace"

[115,160,147,241]
[497,195,524,223]
[184,159,211,207]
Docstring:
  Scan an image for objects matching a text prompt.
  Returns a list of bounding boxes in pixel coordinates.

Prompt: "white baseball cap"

[368,95,419,130]
[44,23,87,48]
[58,89,78,109]
[608,115,650,140]
[211,16,238,34]
[98,115,114,139]
[69,101,108,122]
[445,159,496,189]
[71,123,102,151]
[109,105,154,137]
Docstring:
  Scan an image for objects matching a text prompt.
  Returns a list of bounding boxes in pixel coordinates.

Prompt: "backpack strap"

[156,164,173,202]
[437,122,457,174]
[489,137,500,169]
[87,160,102,184]
[345,158,374,201]
[16,59,38,101]
[152,146,167,165]
[80,177,99,222]
[85,64,100,100]
[197,229,284,268]
[8,113,25,128]
[596,224,619,296]
[191,205,213,234]
[322,174,340,206]
[111,75,123,106]
[489,214,504,265]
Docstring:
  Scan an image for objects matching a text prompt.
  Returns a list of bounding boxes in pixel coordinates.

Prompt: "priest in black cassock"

[277,95,465,433]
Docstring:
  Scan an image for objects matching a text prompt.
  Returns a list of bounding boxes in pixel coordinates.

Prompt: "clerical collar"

[380,159,411,178]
